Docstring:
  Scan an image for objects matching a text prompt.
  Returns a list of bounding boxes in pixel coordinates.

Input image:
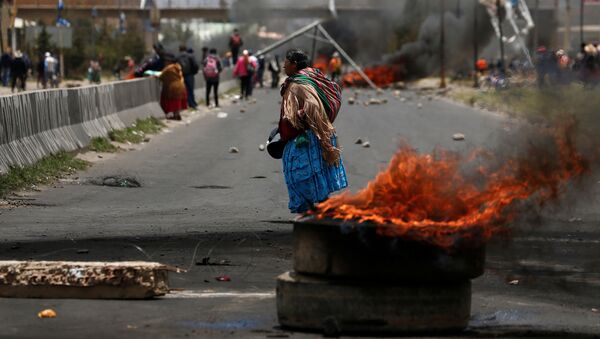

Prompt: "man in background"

[229,28,243,62]
[178,44,199,110]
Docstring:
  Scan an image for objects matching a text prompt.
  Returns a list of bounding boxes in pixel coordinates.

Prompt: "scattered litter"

[258,144,265,151]
[363,101,370,106]
[354,138,363,145]
[126,325,137,330]
[376,89,384,96]
[362,141,371,148]
[229,147,239,153]
[216,112,228,119]
[215,275,231,282]
[38,309,57,318]
[452,133,465,141]
[400,97,406,102]
[417,103,423,109]
[232,99,238,104]
[393,90,401,97]
[250,99,257,104]
[368,98,381,105]
[568,217,583,223]
[508,279,519,285]
[76,249,89,254]
[89,176,141,188]
[240,108,246,113]
[191,185,231,190]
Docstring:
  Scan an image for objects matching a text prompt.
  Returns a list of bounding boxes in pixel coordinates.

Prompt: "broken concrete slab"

[0,261,178,299]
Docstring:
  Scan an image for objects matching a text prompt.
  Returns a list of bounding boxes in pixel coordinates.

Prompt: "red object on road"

[215,275,231,282]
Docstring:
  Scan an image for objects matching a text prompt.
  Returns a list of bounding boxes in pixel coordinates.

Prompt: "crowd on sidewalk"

[0,49,63,93]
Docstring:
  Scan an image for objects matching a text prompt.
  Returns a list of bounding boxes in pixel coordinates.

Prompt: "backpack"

[230,35,242,47]
[203,56,219,79]
[246,60,256,74]
[177,54,192,75]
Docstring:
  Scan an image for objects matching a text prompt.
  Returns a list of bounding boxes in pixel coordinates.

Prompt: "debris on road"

[368,98,382,105]
[229,147,240,154]
[417,103,423,109]
[362,141,371,148]
[348,97,355,105]
[400,97,407,102]
[37,309,57,318]
[0,261,178,299]
[240,108,246,113]
[354,138,363,144]
[508,279,520,285]
[259,144,265,151]
[592,308,598,313]
[217,112,228,119]
[89,176,141,188]
[452,133,466,141]
[215,275,231,282]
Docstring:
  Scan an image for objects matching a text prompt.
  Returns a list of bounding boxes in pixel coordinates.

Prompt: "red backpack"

[203,56,219,78]
[230,35,242,47]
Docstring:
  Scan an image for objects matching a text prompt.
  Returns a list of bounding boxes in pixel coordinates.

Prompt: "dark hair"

[209,48,217,54]
[285,49,309,70]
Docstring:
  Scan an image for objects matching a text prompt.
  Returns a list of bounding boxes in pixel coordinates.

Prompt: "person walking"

[44,52,59,88]
[135,42,165,77]
[233,50,257,100]
[256,54,266,88]
[158,53,187,120]
[178,45,199,109]
[10,51,28,92]
[275,49,348,213]
[229,28,243,62]
[268,54,281,88]
[0,48,12,87]
[202,48,222,107]
[328,51,342,82]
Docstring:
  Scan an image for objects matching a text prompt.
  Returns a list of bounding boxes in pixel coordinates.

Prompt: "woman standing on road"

[158,53,187,120]
[276,49,348,213]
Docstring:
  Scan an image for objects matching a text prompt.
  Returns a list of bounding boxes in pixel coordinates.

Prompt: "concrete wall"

[0,78,163,173]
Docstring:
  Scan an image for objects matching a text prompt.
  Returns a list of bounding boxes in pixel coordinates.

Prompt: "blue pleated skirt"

[282,130,348,213]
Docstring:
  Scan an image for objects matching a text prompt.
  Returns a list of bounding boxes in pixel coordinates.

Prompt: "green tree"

[35,25,54,58]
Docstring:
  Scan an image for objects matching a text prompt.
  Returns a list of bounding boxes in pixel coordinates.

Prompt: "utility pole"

[533,0,539,51]
[496,0,506,75]
[440,0,446,89]
[580,0,584,46]
[565,0,571,51]
[473,0,479,88]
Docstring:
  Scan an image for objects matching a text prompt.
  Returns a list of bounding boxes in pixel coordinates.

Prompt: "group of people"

[0,49,60,93]
[535,43,600,88]
[134,41,224,120]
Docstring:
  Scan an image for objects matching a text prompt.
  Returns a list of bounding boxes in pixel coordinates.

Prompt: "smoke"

[386,0,494,78]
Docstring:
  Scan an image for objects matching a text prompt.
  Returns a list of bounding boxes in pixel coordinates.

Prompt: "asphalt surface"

[1,86,599,338]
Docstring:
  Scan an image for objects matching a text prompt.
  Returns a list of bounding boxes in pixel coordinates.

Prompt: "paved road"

[1,87,599,338]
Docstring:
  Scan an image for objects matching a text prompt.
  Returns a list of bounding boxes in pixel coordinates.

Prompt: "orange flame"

[314,119,588,249]
[312,55,329,74]
[343,64,402,87]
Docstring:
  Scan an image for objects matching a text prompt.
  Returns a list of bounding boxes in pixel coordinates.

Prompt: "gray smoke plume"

[387,0,494,78]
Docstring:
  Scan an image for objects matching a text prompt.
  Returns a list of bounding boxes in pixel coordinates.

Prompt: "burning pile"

[343,64,403,88]
[315,119,589,249]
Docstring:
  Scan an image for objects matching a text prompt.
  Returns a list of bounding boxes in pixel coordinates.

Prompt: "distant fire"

[343,64,403,87]
[312,55,328,74]
[314,118,588,249]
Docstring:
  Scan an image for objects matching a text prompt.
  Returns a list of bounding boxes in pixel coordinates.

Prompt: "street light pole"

[440,0,446,89]
[496,0,506,75]
[473,1,479,88]
[580,0,584,46]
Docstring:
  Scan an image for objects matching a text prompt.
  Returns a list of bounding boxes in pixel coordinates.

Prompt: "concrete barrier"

[0,71,239,174]
[0,78,163,173]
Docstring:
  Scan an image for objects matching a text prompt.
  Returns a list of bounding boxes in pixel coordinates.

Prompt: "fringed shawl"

[280,68,342,165]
